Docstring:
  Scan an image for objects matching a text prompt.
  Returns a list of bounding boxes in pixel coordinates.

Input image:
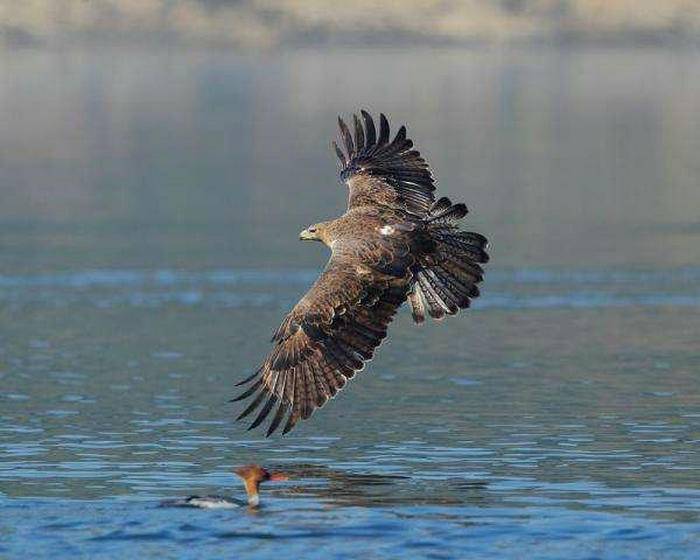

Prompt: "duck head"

[234,464,288,507]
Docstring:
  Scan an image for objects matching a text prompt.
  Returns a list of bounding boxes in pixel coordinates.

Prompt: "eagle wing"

[232,241,410,437]
[333,111,436,216]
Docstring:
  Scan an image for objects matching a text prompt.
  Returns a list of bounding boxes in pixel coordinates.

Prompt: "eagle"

[232,111,489,436]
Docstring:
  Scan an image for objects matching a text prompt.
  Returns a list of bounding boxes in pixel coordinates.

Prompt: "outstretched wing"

[333,111,436,216]
[231,246,409,437]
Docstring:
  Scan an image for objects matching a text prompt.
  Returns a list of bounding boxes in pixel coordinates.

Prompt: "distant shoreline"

[2,37,699,54]
[2,0,699,51]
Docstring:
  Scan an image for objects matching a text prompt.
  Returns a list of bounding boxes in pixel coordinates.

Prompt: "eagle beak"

[299,228,312,240]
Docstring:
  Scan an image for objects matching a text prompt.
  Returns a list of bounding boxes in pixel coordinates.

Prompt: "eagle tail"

[409,197,489,322]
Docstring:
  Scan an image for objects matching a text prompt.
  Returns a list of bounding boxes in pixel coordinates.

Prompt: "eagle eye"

[308,226,317,233]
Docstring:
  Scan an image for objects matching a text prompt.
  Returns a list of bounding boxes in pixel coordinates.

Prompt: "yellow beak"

[299,228,313,240]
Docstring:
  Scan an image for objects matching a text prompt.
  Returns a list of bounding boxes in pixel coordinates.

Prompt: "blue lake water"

[1,47,699,559]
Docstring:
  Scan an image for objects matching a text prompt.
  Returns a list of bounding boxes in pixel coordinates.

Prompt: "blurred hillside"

[2,0,699,49]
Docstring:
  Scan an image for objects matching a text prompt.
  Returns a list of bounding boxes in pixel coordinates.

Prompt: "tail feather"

[422,269,460,313]
[407,287,425,323]
[415,271,448,319]
[407,198,489,323]
[428,196,452,216]
[432,264,474,305]
[426,197,468,224]
[441,254,484,285]
[434,231,490,264]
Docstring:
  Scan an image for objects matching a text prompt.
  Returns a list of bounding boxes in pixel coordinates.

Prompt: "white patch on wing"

[379,225,395,236]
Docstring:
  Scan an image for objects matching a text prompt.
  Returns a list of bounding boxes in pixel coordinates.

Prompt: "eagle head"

[299,223,327,244]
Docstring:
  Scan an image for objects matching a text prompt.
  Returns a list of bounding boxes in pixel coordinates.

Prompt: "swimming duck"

[161,465,288,509]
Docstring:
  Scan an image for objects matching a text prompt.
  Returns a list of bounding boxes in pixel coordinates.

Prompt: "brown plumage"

[232,111,489,436]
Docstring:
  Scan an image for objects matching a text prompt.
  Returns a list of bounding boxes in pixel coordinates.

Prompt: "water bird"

[233,111,489,436]
[161,465,288,509]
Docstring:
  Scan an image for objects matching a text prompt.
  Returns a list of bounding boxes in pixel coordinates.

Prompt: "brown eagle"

[232,111,489,436]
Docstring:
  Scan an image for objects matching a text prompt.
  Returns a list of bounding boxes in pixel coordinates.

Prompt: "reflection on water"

[1,47,700,558]
[2,48,700,272]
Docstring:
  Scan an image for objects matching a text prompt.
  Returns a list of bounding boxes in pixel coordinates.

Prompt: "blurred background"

[2,1,700,273]
[1,2,700,559]
[3,1,700,48]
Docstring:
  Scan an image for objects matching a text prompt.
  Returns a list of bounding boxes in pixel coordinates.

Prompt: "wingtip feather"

[230,378,262,402]
[235,368,260,387]
[236,390,266,421]
[379,113,390,144]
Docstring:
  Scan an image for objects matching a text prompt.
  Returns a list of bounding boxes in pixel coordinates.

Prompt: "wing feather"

[338,116,354,158]
[361,110,376,146]
[335,111,435,216]
[236,389,266,421]
[353,114,365,151]
[378,113,390,145]
[229,378,262,401]
[248,391,277,430]
[232,249,408,436]
[265,374,289,437]
[332,141,347,166]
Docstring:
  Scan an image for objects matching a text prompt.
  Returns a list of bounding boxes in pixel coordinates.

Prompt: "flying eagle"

[232,111,489,436]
